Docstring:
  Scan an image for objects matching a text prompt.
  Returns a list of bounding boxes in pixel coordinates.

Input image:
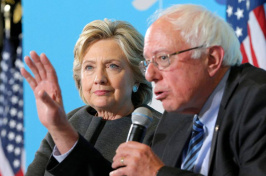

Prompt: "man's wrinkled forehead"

[144,18,183,56]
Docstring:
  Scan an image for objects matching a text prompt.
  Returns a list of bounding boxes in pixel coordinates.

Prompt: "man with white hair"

[111,4,266,176]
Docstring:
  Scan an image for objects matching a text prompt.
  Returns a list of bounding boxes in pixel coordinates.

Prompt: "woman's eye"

[84,65,94,71]
[108,63,120,70]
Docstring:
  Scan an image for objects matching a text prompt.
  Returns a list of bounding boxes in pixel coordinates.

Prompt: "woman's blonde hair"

[73,19,152,107]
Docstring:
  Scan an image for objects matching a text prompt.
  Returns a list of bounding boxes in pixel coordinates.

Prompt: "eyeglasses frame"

[139,45,205,74]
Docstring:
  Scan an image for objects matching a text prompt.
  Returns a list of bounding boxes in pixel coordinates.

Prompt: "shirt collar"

[197,69,230,129]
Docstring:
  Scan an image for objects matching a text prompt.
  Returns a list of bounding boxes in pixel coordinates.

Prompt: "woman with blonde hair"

[22,19,161,176]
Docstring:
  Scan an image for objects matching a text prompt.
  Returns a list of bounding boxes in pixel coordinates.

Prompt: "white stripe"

[243,37,253,65]
[0,139,14,176]
[249,11,266,70]
[21,149,26,174]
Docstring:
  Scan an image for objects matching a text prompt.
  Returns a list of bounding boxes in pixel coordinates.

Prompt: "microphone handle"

[126,124,147,142]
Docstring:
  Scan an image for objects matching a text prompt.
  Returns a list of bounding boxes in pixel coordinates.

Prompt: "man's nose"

[145,62,158,82]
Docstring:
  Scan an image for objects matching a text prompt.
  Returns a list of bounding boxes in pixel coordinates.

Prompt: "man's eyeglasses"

[139,45,204,75]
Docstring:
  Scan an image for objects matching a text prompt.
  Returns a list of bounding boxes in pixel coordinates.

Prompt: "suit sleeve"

[25,107,84,176]
[46,134,112,176]
[25,133,54,176]
[157,166,203,176]
[236,84,266,175]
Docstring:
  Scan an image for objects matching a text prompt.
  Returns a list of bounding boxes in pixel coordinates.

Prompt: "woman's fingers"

[22,51,60,88]
[30,51,47,81]
[40,53,59,84]
[24,55,42,83]
[20,67,37,90]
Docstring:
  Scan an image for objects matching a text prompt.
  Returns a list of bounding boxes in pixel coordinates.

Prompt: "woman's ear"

[207,45,224,77]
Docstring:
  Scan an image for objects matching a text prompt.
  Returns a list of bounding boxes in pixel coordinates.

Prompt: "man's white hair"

[149,4,242,66]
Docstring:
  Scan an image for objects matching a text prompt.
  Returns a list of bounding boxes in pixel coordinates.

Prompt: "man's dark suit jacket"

[153,63,266,176]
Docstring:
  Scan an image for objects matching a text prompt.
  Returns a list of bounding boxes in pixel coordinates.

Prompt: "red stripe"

[15,168,24,176]
[240,43,248,64]
[253,5,266,39]
[247,25,259,67]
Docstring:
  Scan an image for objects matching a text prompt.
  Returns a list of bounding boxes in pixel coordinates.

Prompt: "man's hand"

[110,141,164,176]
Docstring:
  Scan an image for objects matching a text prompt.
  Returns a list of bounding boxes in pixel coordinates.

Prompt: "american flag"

[226,0,266,70]
[0,34,24,176]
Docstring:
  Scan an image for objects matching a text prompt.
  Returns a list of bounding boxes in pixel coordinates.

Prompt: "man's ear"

[207,45,224,77]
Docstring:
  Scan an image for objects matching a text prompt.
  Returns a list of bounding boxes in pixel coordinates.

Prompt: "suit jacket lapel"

[208,66,243,171]
[152,112,193,167]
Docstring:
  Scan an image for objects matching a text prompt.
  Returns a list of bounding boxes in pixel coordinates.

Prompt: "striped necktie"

[182,115,204,171]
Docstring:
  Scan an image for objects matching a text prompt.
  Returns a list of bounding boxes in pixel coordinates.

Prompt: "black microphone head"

[132,107,153,128]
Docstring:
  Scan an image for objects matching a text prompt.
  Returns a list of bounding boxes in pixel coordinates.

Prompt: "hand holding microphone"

[110,107,164,176]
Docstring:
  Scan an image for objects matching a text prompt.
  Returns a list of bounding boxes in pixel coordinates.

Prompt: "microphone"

[126,107,153,143]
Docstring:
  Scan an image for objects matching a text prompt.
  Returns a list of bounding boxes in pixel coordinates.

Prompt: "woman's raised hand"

[20,51,67,129]
[21,51,78,153]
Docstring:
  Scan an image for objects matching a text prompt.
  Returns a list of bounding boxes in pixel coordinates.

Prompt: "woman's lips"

[94,90,110,96]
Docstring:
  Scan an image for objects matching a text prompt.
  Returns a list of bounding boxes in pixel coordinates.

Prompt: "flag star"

[13,159,20,168]
[234,8,244,20]
[14,71,23,80]
[10,108,17,117]
[15,135,22,143]
[8,131,15,140]
[14,147,21,155]
[3,117,8,125]
[17,123,23,131]
[9,119,16,128]
[238,0,245,3]
[227,5,233,17]
[7,144,14,152]
[16,46,22,55]
[12,84,20,92]
[15,58,24,68]
[17,111,23,119]
[235,27,243,37]
[246,0,250,10]
[11,95,19,104]
[0,73,6,81]
[9,78,14,85]
[1,62,8,71]
[1,129,7,137]
[2,52,10,60]
[19,100,23,107]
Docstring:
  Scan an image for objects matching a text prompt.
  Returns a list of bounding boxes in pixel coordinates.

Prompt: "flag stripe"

[253,6,266,38]
[249,10,266,69]
[240,43,249,64]
[243,36,253,65]
[247,25,259,67]
[0,139,14,176]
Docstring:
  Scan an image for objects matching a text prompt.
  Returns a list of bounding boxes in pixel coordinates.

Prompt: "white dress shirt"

[181,70,230,175]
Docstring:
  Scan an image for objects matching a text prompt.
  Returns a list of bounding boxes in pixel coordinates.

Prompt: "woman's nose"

[94,68,107,84]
